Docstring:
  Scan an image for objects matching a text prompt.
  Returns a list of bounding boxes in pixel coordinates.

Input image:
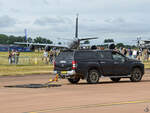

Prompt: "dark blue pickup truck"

[54,50,144,84]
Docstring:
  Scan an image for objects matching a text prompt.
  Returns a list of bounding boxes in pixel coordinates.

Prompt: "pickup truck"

[54,50,144,84]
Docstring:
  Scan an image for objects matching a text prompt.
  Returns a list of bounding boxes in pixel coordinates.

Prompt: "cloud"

[104,17,126,24]
[9,8,20,13]
[43,0,49,5]
[78,16,150,35]
[1,0,150,44]
[34,16,72,26]
[0,15,16,28]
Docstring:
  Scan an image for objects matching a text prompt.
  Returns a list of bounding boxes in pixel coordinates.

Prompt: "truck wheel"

[110,78,121,82]
[130,68,142,82]
[68,78,80,84]
[87,70,100,84]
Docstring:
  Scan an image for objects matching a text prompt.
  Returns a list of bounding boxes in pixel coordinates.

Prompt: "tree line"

[103,38,136,49]
[0,34,53,45]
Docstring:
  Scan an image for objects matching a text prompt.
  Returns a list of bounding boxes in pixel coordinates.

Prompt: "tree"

[34,37,43,43]
[116,43,124,48]
[104,39,114,43]
[84,40,90,44]
[27,37,33,43]
[34,37,53,44]
[0,34,9,44]
[0,34,53,45]
[47,40,53,44]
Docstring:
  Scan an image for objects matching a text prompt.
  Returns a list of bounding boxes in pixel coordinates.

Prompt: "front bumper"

[54,70,76,78]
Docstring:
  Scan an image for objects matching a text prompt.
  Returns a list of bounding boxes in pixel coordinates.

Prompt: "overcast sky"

[0,0,150,45]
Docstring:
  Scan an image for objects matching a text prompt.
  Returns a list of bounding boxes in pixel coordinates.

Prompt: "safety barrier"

[0,56,54,65]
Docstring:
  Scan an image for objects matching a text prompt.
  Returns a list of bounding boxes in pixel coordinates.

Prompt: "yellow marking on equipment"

[26,99,150,113]
[48,74,59,83]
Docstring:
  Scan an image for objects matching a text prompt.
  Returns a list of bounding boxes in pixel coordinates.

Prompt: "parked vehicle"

[54,50,144,84]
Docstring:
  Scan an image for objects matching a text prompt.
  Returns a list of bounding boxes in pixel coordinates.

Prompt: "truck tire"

[110,78,121,82]
[87,70,100,84]
[68,78,80,84]
[130,68,142,82]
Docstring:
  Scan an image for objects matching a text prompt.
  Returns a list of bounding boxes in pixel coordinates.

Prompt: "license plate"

[61,71,67,74]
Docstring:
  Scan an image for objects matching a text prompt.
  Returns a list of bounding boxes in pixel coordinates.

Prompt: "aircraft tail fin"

[75,14,78,38]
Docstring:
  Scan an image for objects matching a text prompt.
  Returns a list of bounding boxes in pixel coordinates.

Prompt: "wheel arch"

[131,66,144,75]
[88,67,101,77]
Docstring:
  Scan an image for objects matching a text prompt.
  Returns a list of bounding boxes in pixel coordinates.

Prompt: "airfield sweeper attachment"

[5,74,61,88]
[47,74,59,84]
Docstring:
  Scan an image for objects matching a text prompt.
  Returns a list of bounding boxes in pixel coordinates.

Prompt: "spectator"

[123,48,127,56]
[49,50,54,64]
[8,51,12,64]
[132,49,137,59]
[144,49,149,61]
[15,50,20,64]
[43,50,49,64]
[128,49,133,58]
[11,50,16,64]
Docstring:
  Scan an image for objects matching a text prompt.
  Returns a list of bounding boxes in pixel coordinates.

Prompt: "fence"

[0,55,54,76]
[0,56,55,65]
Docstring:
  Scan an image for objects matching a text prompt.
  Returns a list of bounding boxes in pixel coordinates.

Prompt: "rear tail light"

[72,61,77,69]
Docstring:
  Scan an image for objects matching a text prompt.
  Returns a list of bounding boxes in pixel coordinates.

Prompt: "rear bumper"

[54,70,76,78]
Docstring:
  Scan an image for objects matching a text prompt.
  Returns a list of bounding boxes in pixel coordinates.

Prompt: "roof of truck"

[61,49,115,52]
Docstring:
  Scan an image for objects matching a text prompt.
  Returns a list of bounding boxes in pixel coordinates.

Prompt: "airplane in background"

[14,15,98,51]
[138,40,150,50]
[133,37,150,49]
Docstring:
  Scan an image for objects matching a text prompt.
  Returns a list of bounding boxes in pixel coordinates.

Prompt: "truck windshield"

[56,52,74,60]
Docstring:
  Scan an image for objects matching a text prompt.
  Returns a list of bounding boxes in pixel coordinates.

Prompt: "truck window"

[98,51,112,59]
[56,52,74,60]
[112,52,125,62]
[75,51,97,59]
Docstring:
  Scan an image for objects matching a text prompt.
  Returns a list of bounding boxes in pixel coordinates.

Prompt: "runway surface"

[0,71,150,113]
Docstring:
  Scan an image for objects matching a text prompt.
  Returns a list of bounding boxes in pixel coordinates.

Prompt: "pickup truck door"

[97,51,114,76]
[112,52,129,75]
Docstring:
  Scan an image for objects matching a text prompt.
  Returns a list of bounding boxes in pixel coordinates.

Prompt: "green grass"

[0,65,53,76]
[0,52,54,76]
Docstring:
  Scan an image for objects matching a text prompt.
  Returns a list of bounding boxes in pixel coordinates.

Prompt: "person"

[123,48,127,56]
[8,51,12,64]
[11,50,16,64]
[132,49,137,59]
[128,49,133,58]
[144,49,149,61]
[43,50,49,64]
[15,50,20,64]
[119,47,123,53]
[49,50,54,64]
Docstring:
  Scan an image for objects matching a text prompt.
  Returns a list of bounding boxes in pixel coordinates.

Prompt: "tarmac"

[0,70,150,113]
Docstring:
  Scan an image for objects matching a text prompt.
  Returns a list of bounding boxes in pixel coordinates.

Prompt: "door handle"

[100,62,106,64]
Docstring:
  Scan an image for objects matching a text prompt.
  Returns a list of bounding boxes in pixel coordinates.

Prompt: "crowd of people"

[91,46,150,61]
[114,47,150,61]
[7,49,59,65]
[42,49,60,64]
[8,47,150,65]
[8,50,20,64]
